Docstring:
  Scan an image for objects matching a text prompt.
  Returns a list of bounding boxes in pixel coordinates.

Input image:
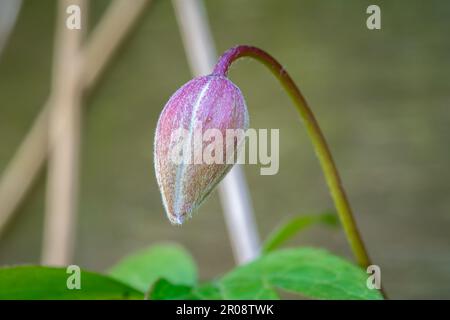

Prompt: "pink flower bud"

[154,75,249,224]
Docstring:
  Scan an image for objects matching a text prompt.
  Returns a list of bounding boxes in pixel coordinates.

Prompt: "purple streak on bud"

[154,75,249,224]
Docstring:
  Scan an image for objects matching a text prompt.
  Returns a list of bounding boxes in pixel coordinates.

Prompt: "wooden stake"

[41,0,86,265]
[0,0,152,237]
[172,0,260,264]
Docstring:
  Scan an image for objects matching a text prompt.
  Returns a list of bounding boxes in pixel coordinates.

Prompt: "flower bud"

[154,75,249,224]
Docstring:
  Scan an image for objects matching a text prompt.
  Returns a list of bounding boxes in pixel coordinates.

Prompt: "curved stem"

[214,45,372,269]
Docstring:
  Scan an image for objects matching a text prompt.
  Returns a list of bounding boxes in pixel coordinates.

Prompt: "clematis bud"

[154,75,249,224]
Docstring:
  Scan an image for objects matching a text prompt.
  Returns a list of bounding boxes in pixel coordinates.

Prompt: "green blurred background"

[1,0,449,299]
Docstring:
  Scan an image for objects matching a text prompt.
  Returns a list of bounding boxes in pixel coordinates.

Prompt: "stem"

[214,45,372,269]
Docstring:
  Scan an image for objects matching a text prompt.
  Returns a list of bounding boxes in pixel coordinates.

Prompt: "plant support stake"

[172,0,260,264]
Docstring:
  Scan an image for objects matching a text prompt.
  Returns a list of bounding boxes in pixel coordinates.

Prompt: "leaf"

[0,266,144,300]
[149,279,224,300]
[108,243,197,292]
[218,248,383,300]
[262,212,338,253]
[149,279,195,300]
[218,277,280,300]
[191,282,223,300]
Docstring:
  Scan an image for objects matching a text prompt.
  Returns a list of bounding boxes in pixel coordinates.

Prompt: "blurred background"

[0,0,449,299]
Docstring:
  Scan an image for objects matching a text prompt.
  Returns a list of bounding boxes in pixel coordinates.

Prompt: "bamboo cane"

[172,0,260,264]
[0,0,152,237]
[41,0,86,265]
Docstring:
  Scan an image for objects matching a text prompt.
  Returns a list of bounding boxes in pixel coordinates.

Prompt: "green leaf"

[191,282,223,300]
[149,279,196,300]
[262,212,338,253]
[218,248,383,300]
[0,266,144,300]
[218,277,280,300]
[149,280,224,300]
[108,243,197,292]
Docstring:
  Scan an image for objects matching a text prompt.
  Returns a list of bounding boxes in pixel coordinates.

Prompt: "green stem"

[214,45,372,269]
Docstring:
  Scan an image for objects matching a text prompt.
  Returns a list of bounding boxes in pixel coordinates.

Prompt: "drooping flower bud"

[154,75,249,224]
